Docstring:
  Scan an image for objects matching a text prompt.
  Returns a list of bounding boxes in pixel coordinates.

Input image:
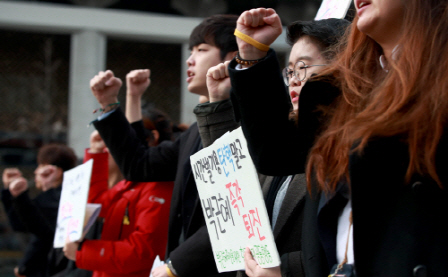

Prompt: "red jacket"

[76,150,173,277]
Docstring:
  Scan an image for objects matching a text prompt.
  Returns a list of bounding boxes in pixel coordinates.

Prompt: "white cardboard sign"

[149,255,164,277]
[53,159,93,248]
[190,127,280,272]
[315,0,352,20]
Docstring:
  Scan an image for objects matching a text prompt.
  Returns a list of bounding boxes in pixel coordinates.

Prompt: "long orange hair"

[307,0,448,193]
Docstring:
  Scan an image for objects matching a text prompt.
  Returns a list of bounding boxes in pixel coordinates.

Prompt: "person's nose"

[186,54,194,67]
[289,74,302,87]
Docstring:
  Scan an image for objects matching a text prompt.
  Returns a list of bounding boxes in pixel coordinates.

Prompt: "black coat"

[2,187,61,277]
[2,186,93,277]
[94,108,235,277]
[228,50,448,277]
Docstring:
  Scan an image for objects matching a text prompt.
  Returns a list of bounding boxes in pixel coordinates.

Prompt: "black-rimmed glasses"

[282,61,328,86]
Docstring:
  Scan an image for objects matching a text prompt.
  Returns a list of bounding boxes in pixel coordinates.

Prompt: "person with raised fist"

[1,144,78,277]
[228,2,448,277]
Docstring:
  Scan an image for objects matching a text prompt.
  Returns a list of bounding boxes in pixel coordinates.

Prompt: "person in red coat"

[62,69,176,277]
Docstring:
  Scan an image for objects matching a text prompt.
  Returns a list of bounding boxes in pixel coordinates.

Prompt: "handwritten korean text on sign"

[53,159,93,248]
[190,127,280,272]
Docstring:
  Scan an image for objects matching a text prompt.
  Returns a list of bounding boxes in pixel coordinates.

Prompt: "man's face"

[287,36,327,110]
[186,43,223,96]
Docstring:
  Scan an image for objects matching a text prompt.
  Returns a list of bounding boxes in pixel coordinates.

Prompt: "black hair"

[286,18,350,60]
[189,14,239,60]
[37,144,77,171]
[141,107,173,144]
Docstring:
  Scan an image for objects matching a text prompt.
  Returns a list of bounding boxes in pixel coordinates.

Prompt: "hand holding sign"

[63,239,79,261]
[244,247,281,277]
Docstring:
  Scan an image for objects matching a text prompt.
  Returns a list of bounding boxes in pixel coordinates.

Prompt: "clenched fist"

[126,69,151,98]
[34,165,62,191]
[206,61,231,103]
[89,130,106,153]
[2,168,22,189]
[9,177,28,197]
[90,70,123,109]
[236,8,282,61]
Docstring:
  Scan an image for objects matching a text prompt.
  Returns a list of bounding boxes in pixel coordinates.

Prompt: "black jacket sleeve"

[12,190,55,238]
[11,189,61,276]
[229,49,340,176]
[17,234,50,275]
[93,107,179,182]
[170,226,222,276]
[130,120,149,147]
[228,50,299,176]
[1,189,27,232]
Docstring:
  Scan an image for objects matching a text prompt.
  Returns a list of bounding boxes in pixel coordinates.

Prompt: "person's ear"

[151,130,160,145]
[223,51,238,62]
[54,167,64,186]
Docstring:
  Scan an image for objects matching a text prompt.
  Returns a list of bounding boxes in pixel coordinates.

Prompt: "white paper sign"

[190,127,280,272]
[315,0,352,20]
[149,255,164,277]
[53,159,93,248]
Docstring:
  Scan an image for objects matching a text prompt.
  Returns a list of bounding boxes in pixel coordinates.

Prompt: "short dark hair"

[37,144,77,171]
[189,14,238,60]
[141,107,173,144]
[286,18,350,60]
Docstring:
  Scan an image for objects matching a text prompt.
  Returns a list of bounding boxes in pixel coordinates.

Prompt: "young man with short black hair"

[89,14,238,277]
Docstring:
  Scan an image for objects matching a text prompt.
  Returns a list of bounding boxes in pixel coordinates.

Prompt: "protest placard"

[315,0,351,20]
[149,255,164,277]
[190,127,280,272]
[53,159,94,248]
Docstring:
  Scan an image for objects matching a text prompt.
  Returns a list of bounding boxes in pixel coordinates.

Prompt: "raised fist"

[126,69,151,98]
[206,61,231,103]
[90,70,123,109]
[2,168,22,189]
[89,130,106,153]
[34,165,63,191]
[236,8,282,60]
[9,177,28,197]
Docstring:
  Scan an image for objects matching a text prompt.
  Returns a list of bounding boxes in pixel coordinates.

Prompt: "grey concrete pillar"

[68,30,106,158]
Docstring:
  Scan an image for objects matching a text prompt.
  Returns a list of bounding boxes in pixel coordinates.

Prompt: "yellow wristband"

[166,265,176,277]
[234,29,270,52]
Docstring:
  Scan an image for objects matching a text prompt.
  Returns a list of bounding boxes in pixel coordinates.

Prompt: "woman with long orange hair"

[226,1,448,276]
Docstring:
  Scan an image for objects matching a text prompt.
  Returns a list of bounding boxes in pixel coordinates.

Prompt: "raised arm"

[90,70,178,182]
[193,61,240,148]
[228,9,300,175]
[85,130,111,206]
[125,69,150,123]
[7,177,55,239]
[90,70,122,112]
[236,8,282,64]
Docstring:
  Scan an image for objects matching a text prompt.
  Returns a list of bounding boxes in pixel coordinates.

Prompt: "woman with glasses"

[201,18,349,277]
[228,1,448,276]
[282,60,326,112]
